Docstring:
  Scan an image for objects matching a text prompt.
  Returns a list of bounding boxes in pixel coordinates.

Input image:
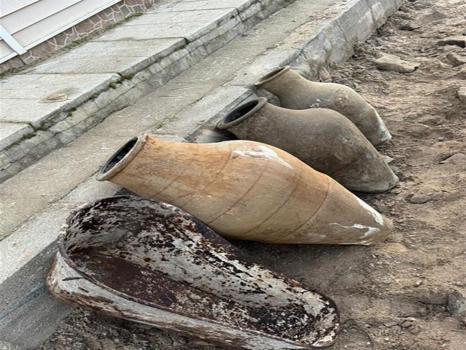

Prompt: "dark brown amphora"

[255,66,391,146]
[217,98,398,193]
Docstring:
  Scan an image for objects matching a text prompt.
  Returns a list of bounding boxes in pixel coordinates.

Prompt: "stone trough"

[48,196,339,349]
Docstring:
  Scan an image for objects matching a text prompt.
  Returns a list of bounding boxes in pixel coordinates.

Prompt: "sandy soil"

[41,0,465,349]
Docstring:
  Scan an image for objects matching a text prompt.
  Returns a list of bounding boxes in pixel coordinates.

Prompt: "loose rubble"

[447,291,466,318]
[437,36,466,48]
[446,52,466,66]
[374,53,420,73]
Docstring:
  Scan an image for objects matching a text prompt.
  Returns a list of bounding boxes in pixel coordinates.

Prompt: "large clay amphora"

[47,196,340,349]
[97,133,393,245]
[255,66,391,146]
[217,98,398,193]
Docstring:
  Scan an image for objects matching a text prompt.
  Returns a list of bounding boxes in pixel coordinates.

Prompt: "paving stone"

[0,123,34,151]
[28,39,185,76]
[156,0,254,12]
[0,84,247,238]
[30,55,149,74]
[49,109,90,134]
[0,100,62,128]
[0,73,117,98]
[70,38,183,58]
[30,38,185,75]
[0,74,118,127]
[127,8,234,25]
[95,22,208,41]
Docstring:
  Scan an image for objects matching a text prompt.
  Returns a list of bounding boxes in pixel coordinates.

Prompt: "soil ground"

[40,0,465,349]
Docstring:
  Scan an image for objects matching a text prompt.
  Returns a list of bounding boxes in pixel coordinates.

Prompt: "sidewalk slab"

[94,22,214,41]
[155,0,256,12]
[0,0,402,348]
[29,39,185,75]
[0,74,119,126]
[127,8,236,24]
[64,38,184,58]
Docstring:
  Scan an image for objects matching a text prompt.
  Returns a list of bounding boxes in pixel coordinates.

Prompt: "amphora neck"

[255,66,310,96]
[217,98,268,130]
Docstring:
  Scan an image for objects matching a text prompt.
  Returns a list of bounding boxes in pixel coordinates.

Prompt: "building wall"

[0,0,156,75]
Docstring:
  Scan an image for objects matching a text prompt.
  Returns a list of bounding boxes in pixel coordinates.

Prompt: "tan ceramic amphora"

[97,133,392,245]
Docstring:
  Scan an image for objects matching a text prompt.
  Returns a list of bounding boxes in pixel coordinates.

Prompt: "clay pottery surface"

[47,196,339,349]
[97,133,392,245]
[217,98,398,193]
[255,66,391,146]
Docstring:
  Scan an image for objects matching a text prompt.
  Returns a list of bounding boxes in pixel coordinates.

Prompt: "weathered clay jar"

[47,196,339,349]
[97,133,393,245]
[217,98,398,193]
[255,66,391,145]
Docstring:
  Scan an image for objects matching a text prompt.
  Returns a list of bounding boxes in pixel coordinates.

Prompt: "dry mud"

[41,0,465,349]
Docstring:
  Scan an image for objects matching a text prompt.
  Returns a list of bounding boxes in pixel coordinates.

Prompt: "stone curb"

[0,0,293,184]
[0,0,402,348]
